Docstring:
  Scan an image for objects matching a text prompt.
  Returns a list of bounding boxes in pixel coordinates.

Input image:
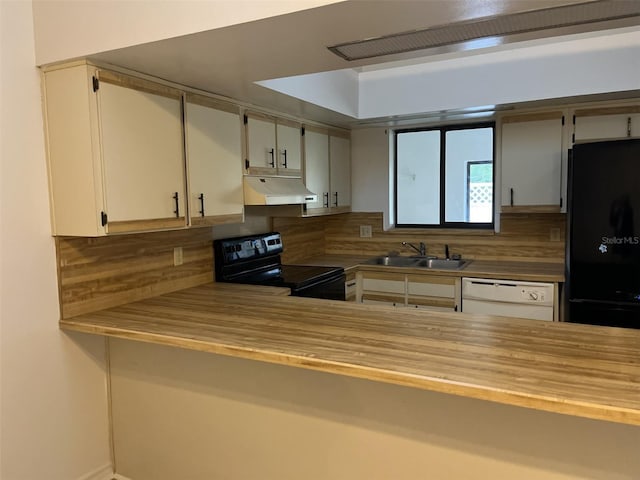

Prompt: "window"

[395,123,495,228]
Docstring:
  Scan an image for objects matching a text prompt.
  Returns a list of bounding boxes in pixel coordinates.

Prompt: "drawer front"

[362,277,405,294]
[407,281,455,298]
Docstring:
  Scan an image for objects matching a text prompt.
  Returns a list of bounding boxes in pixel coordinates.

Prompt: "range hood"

[243,176,318,205]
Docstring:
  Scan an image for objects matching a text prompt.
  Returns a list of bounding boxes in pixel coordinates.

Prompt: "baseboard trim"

[76,463,114,480]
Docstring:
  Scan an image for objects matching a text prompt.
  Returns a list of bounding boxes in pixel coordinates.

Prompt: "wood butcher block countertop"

[61,283,640,426]
[295,255,565,282]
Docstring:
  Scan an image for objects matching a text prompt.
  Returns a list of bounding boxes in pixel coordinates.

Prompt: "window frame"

[394,121,496,229]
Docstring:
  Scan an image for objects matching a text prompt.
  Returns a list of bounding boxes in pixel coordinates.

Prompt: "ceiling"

[88,0,640,128]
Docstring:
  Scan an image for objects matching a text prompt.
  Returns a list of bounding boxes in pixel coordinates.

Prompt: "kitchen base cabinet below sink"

[356,270,460,312]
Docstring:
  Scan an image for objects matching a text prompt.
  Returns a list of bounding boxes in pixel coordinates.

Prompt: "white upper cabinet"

[43,63,186,236]
[303,127,351,215]
[573,107,640,142]
[276,122,302,173]
[303,128,330,211]
[246,115,277,171]
[500,111,565,211]
[184,94,244,227]
[99,81,185,226]
[245,112,302,176]
[329,134,351,209]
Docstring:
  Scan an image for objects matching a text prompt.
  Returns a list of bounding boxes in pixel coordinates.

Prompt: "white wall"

[32,0,340,66]
[350,128,392,228]
[0,2,111,479]
[109,339,640,480]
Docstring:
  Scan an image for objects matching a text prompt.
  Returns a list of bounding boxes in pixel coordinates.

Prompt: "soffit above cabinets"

[76,0,640,128]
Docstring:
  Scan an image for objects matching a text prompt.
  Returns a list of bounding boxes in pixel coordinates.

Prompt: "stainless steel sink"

[364,255,470,270]
[413,258,470,270]
[366,256,423,267]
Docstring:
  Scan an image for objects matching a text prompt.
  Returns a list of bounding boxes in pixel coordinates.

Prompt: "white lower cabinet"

[359,271,406,307]
[407,275,460,312]
[356,270,460,312]
[345,272,357,302]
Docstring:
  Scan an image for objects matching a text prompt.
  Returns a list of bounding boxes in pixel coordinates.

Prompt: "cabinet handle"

[346,281,356,287]
[510,188,514,206]
[333,191,338,207]
[323,192,329,208]
[268,148,275,168]
[282,149,288,168]
[173,192,180,218]
[454,305,458,312]
[198,193,205,217]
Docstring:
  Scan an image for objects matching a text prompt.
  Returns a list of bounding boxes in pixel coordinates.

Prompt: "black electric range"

[213,232,345,300]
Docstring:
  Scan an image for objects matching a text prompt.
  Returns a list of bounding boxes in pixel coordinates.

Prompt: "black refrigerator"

[566,138,640,328]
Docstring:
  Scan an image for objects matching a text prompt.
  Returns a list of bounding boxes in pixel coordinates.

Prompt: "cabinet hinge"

[301,126,305,136]
[243,114,248,125]
[561,115,565,126]
[572,114,576,124]
[560,197,563,209]
[572,133,575,143]
[245,159,250,170]
[92,76,99,92]
[100,211,108,226]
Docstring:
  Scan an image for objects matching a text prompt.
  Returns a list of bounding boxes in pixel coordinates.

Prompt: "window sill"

[500,205,562,214]
[385,227,496,236]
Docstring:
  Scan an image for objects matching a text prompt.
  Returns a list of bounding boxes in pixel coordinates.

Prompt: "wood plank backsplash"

[57,228,215,318]
[57,211,565,319]
[277,212,566,264]
[273,216,326,264]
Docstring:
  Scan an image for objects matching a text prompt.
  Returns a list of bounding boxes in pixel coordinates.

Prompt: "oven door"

[291,273,346,301]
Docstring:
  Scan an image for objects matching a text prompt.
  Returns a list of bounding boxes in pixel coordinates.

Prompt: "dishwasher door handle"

[468,280,517,288]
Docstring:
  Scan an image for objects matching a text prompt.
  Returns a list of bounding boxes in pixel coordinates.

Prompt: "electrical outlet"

[173,247,184,266]
[549,228,561,242]
[359,225,372,238]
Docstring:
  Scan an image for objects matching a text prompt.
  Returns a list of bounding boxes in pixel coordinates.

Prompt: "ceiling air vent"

[328,0,640,61]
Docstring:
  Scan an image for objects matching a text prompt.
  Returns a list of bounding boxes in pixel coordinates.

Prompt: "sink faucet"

[402,241,426,256]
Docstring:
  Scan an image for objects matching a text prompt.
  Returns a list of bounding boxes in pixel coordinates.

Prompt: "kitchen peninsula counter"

[60,282,640,426]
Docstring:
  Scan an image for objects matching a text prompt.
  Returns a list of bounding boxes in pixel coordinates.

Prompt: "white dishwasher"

[461,277,555,321]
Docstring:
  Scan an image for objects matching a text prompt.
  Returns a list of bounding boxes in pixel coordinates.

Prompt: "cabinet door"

[304,129,330,211]
[358,271,406,305]
[574,113,640,141]
[99,80,186,232]
[501,114,563,208]
[329,135,351,209]
[407,274,459,311]
[345,272,357,302]
[246,116,277,172]
[185,98,244,226]
[276,122,302,175]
